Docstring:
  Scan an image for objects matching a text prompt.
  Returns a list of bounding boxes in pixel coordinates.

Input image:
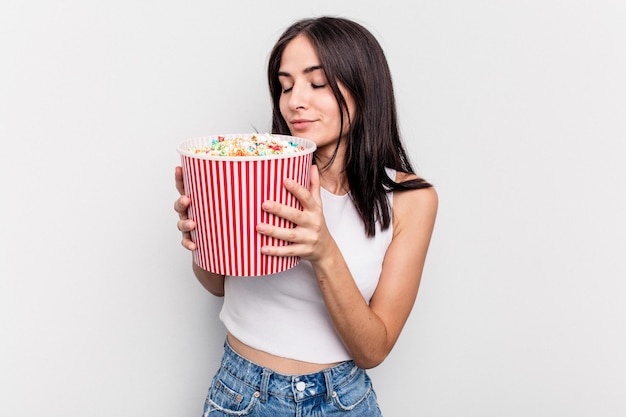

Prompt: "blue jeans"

[202,340,383,416]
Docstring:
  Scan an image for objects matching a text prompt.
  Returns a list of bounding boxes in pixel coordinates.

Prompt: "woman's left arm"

[364,178,438,367]
[317,174,437,368]
[258,168,438,369]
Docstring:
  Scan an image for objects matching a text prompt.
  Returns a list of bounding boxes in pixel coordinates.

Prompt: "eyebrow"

[277,65,323,77]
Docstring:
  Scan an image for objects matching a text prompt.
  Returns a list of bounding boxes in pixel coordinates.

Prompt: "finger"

[282,177,317,212]
[174,195,191,217]
[182,235,197,251]
[256,222,300,244]
[308,164,322,206]
[175,166,186,195]
[260,199,303,225]
[177,218,196,233]
[259,165,321,226]
[179,219,197,251]
[260,242,305,258]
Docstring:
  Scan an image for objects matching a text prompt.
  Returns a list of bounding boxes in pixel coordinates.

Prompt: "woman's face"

[278,35,355,156]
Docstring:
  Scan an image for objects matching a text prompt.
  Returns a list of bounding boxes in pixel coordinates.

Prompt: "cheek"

[278,98,289,120]
[278,100,295,135]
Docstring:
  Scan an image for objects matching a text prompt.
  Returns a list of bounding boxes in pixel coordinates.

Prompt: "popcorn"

[187,133,306,157]
[177,133,316,276]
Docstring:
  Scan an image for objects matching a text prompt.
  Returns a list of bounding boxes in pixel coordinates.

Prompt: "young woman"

[175,16,438,417]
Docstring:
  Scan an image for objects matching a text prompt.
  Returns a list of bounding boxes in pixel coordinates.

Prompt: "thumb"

[309,164,322,206]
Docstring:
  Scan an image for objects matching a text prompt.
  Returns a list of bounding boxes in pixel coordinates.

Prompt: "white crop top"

[219,170,395,364]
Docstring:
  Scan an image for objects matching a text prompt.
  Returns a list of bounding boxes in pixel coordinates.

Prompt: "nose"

[287,82,308,110]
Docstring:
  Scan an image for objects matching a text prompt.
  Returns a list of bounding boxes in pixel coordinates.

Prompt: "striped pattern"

[178,134,315,277]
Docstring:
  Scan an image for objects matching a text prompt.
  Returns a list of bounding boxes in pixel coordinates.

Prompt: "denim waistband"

[220,339,359,404]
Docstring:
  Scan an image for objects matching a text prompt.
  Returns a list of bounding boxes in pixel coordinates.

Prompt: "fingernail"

[262,201,273,210]
[284,178,294,187]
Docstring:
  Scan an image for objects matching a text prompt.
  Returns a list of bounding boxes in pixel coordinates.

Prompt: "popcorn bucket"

[177,133,316,277]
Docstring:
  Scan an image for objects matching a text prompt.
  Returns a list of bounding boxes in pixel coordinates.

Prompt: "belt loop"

[323,369,334,403]
[260,368,273,403]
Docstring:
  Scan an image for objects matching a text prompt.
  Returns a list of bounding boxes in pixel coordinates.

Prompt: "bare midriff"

[227,333,342,375]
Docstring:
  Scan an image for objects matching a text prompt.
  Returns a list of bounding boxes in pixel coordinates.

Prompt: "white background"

[1,1,625,416]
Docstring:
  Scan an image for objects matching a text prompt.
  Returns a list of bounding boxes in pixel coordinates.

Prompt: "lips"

[290,118,314,131]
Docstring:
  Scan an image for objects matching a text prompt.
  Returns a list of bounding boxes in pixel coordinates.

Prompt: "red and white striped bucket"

[177,133,316,277]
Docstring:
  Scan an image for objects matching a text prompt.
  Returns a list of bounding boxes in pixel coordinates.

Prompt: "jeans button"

[295,381,306,392]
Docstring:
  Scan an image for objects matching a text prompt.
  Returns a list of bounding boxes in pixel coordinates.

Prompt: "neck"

[317,164,348,195]
[314,143,349,195]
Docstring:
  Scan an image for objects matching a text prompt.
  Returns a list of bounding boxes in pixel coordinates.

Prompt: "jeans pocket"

[204,376,259,416]
[331,368,374,412]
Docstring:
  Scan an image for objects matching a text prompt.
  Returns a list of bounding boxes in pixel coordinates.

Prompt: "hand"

[174,166,197,251]
[256,165,334,262]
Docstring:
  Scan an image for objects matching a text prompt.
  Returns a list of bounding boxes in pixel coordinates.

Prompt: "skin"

[174,35,438,372]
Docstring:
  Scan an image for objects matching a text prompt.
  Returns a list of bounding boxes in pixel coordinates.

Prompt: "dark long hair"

[268,16,432,237]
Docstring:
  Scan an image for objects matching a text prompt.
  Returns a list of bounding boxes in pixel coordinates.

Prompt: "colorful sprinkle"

[188,134,306,157]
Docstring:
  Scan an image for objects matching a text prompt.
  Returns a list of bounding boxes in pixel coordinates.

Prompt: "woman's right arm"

[175,166,225,297]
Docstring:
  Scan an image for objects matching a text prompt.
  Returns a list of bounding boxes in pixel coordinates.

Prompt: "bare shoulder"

[392,172,438,234]
[393,171,438,208]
